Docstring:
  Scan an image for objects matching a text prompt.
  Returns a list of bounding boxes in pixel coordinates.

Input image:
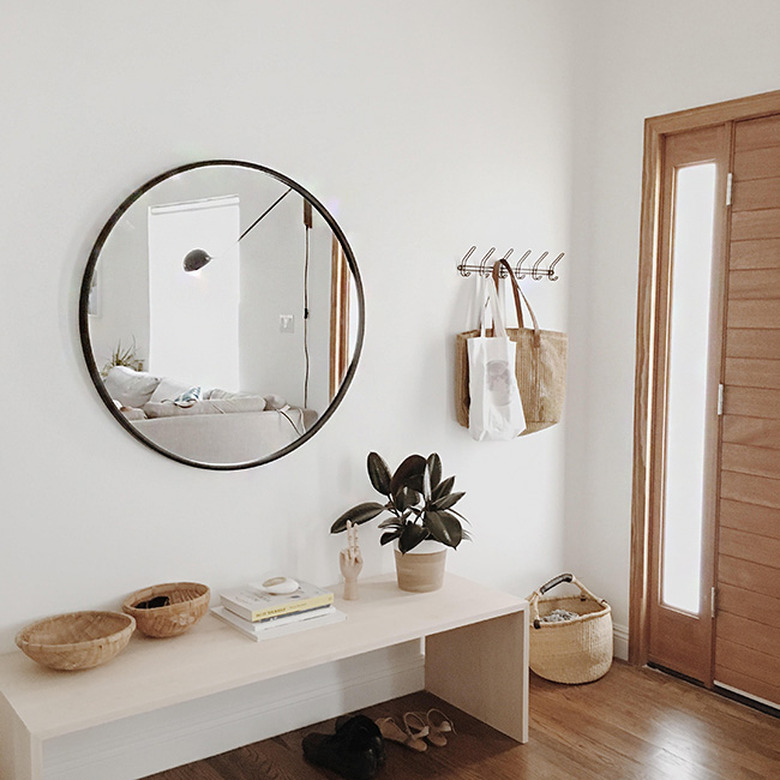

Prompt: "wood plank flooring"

[144,661,779,779]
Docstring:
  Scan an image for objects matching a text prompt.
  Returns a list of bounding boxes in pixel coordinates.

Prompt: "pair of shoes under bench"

[302,713,386,780]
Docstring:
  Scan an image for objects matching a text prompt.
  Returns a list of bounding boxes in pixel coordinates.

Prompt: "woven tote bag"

[456,260,567,435]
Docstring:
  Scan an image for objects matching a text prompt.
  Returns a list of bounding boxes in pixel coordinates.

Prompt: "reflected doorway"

[148,196,240,388]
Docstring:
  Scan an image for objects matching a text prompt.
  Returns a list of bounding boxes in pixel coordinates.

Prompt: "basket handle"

[539,572,573,594]
[529,573,608,628]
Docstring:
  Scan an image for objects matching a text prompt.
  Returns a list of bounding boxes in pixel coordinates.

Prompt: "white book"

[211,605,346,641]
[224,604,337,630]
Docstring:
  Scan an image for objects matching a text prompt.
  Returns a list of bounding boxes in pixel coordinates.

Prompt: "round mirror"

[79,160,364,469]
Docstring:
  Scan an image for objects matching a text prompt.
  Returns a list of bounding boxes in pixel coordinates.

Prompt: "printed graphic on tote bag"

[487,360,513,406]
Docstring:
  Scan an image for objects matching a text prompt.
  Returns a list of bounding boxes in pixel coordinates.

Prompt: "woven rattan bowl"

[16,611,135,671]
[122,582,210,638]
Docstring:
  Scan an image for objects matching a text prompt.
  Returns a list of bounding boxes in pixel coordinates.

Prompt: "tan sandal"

[375,713,429,752]
[420,708,455,747]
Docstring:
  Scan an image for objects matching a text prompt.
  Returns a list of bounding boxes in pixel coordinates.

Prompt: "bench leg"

[424,609,528,742]
[0,693,43,779]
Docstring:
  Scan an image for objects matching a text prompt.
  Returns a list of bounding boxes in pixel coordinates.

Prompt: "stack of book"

[211,579,345,641]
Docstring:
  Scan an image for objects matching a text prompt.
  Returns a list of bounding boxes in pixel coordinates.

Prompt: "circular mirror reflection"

[79,160,364,469]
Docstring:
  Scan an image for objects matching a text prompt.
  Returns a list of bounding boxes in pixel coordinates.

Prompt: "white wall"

[564,0,780,634]
[239,191,334,411]
[0,1,575,653]
[4,0,778,679]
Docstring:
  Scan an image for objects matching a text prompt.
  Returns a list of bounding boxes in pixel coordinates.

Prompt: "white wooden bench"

[0,574,528,779]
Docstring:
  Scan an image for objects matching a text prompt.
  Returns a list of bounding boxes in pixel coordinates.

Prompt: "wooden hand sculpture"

[339,520,363,600]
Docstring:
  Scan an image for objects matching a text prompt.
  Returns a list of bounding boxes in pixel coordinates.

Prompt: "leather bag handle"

[491,260,541,345]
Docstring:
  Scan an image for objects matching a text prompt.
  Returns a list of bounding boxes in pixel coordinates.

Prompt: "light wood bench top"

[0,574,527,740]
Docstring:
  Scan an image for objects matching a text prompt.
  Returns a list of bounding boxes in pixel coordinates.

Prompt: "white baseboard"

[613,622,629,661]
[44,641,425,780]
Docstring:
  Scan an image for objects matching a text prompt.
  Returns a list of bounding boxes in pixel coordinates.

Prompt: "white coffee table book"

[0,573,528,779]
[211,604,347,640]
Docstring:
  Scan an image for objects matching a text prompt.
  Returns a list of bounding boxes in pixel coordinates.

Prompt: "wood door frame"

[629,90,780,668]
[329,234,350,400]
[646,124,730,684]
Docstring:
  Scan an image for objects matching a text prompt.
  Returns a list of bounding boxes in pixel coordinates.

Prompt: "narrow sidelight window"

[661,163,718,614]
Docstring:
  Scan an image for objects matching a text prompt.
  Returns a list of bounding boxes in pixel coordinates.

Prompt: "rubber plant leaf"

[426,453,442,491]
[394,486,418,513]
[367,452,392,495]
[330,502,386,534]
[390,454,427,496]
[431,475,455,502]
[432,491,465,511]
[380,530,402,546]
[398,522,430,553]
[377,518,405,530]
[423,509,463,548]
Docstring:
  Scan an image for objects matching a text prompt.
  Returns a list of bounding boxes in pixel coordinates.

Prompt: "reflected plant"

[330,452,470,553]
[101,337,145,377]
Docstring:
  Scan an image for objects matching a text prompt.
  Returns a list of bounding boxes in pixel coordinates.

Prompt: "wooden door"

[632,91,780,709]
[716,113,780,706]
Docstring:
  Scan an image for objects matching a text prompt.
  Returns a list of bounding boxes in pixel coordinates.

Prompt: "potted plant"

[100,337,145,377]
[330,452,469,592]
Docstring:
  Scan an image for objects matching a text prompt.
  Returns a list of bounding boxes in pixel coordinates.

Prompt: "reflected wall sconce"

[183,187,293,272]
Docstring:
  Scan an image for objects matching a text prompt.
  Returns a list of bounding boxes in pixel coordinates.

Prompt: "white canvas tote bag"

[467,272,526,440]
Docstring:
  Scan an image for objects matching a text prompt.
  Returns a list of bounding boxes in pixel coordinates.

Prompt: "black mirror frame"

[79,159,365,470]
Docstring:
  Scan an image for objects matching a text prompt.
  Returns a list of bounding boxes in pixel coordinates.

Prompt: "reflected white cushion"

[104,366,161,408]
[263,394,288,410]
[205,388,253,400]
[120,407,147,421]
[149,377,192,403]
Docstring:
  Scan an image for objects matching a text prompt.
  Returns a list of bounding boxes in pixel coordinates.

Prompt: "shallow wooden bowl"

[16,611,135,671]
[122,582,210,638]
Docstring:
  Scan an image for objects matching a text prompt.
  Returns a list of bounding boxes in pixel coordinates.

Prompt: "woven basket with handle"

[528,573,612,684]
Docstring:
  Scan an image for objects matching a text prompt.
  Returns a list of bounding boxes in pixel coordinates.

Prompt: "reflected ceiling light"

[183,186,293,272]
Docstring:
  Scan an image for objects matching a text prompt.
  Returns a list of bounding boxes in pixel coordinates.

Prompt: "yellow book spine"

[250,593,334,622]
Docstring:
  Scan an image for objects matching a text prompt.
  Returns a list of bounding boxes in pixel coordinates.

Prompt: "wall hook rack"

[457,246,564,281]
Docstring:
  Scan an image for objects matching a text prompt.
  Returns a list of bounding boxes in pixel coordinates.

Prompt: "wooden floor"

[145,661,779,779]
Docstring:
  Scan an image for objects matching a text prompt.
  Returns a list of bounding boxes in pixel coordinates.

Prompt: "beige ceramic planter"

[394,540,447,592]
